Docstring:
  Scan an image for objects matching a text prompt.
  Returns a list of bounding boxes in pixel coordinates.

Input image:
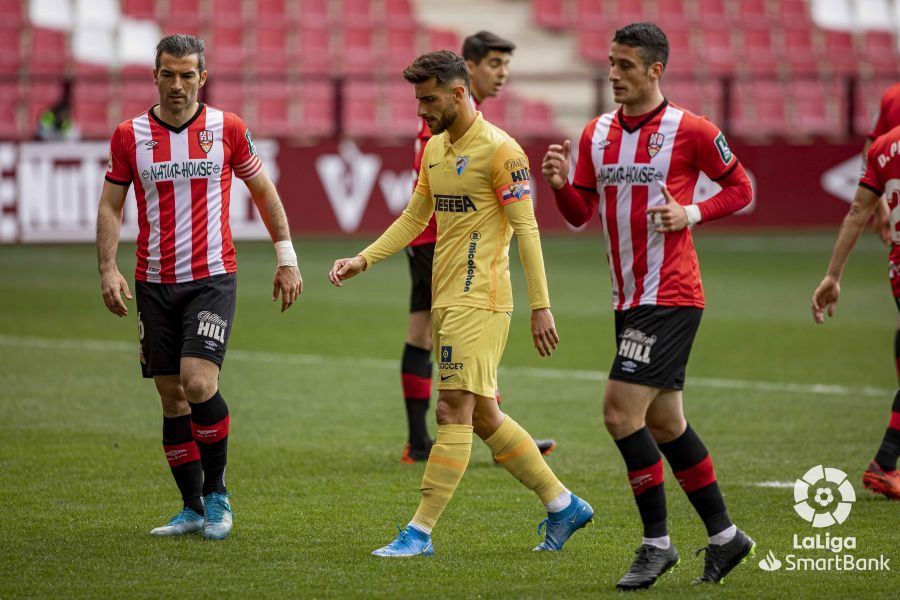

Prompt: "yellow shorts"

[432,306,511,398]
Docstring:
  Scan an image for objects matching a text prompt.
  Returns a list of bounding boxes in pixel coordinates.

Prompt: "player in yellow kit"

[329,51,593,557]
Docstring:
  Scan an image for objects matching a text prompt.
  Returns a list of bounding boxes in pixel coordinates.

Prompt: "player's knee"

[646,419,685,444]
[435,391,472,425]
[181,373,217,404]
[471,408,502,439]
[604,402,639,437]
[158,391,190,417]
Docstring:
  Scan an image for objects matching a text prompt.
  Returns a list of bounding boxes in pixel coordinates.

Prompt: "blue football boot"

[150,507,204,536]
[372,525,434,557]
[202,492,233,540]
[533,494,594,551]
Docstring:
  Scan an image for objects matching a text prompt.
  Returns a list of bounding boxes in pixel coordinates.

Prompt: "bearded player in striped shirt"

[542,23,753,589]
[96,35,302,540]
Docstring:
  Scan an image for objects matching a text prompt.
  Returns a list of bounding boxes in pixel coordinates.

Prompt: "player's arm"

[812,184,882,324]
[496,144,558,357]
[543,125,601,226]
[862,136,890,244]
[329,190,434,286]
[244,169,302,313]
[96,180,132,317]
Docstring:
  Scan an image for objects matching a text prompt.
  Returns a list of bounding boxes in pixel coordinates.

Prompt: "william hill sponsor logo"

[197,310,228,343]
[435,194,477,213]
[599,164,664,186]
[142,159,221,182]
[510,167,531,182]
[618,328,656,365]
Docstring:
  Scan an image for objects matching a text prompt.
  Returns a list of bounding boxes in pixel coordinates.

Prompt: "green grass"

[1,233,898,598]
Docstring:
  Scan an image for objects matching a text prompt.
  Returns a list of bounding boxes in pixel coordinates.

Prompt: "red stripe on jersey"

[123,120,150,277]
[674,454,717,493]
[149,118,176,283]
[602,123,626,309]
[188,116,211,280]
[220,178,236,273]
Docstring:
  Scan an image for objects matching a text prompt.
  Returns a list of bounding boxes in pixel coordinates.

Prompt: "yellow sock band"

[484,416,565,505]
[411,424,473,532]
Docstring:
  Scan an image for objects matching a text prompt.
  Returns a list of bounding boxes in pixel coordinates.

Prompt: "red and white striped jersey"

[869,83,900,140]
[572,101,741,310]
[105,104,262,284]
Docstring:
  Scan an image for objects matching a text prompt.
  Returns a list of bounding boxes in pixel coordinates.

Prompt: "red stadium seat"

[533,0,570,30]
[165,0,205,30]
[255,0,292,24]
[515,100,558,138]
[209,79,247,115]
[119,79,158,120]
[293,80,335,137]
[822,30,857,75]
[423,29,460,53]
[297,0,331,29]
[343,81,380,137]
[28,28,69,75]
[385,0,416,28]
[121,0,156,20]
[385,26,417,73]
[791,80,841,137]
[209,0,246,26]
[697,29,736,75]
[777,0,813,30]
[26,81,64,137]
[574,0,604,27]
[782,29,818,76]
[0,30,22,76]
[606,0,653,29]
[479,94,509,131]
[577,27,612,63]
[73,81,112,139]
[386,81,420,135]
[341,27,378,76]
[667,79,724,123]
[862,31,900,76]
[657,0,689,28]
[741,29,776,75]
[663,29,697,76]
[342,0,377,28]
[732,81,789,137]
[0,82,20,138]
[734,0,770,28]
[855,78,894,135]
[254,26,290,76]
[296,27,333,76]
[695,0,729,28]
[255,82,292,137]
[208,26,246,74]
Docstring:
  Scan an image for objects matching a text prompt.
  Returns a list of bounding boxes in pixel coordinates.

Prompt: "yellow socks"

[411,424,473,532]
[485,416,566,505]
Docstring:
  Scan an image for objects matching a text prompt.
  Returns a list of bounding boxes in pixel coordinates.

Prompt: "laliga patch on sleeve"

[714,132,733,165]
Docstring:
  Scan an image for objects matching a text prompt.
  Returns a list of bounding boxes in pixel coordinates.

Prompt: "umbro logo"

[630,474,653,489]
[145,140,159,148]
[599,139,611,149]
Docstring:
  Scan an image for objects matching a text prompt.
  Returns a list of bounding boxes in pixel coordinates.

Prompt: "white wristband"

[684,204,702,226]
[275,240,297,267]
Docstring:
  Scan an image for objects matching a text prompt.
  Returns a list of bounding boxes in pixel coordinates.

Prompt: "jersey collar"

[616,99,668,134]
[150,102,205,134]
[446,111,484,154]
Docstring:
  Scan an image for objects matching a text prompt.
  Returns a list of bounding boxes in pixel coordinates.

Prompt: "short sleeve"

[228,113,264,181]
[413,137,433,198]
[693,117,739,182]
[860,140,885,195]
[105,125,133,186]
[572,117,599,192]
[491,141,533,206]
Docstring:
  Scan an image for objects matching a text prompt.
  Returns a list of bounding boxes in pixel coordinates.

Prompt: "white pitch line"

[750,481,795,489]
[0,334,892,399]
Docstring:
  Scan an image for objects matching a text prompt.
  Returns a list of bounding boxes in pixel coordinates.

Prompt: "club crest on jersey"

[456,155,470,175]
[198,130,214,153]
[647,132,665,158]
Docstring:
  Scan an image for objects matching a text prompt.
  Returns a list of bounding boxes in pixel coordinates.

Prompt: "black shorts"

[135,273,237,378]
[406,243,434,312]
[609,305,703,391]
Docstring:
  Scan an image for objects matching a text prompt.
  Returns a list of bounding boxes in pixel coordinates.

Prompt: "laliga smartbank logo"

[757,465,890,573]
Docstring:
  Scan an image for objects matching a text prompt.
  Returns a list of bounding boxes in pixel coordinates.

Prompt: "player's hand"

[531,308,560,357]
[811,275,840,324]
[100,268,132,317]
[873,197,891,246]
[329,255,367,287]
[647,184,688,233]
[541,140,571,191]
[273,265,302,313]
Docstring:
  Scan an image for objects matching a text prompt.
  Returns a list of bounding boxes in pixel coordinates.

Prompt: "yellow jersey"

[360,112,549,312]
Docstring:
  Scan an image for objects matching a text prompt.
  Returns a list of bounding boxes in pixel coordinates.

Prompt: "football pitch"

[1,233,898,598]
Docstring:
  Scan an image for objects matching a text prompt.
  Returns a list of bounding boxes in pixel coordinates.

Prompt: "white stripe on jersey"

[641,105,684,305]
[169,127,194,283]
[615,129,640,308]
[132,114,161,283]
[205,108,227,276]
[592,112,616,303]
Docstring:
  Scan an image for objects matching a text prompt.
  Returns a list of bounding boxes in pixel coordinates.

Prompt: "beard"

[428,105,457,135]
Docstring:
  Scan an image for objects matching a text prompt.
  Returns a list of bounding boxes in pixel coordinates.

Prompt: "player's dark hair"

[613,22,669,68]
[403,51,471,92]
[462,30,516,64]
[155,34,206,72]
